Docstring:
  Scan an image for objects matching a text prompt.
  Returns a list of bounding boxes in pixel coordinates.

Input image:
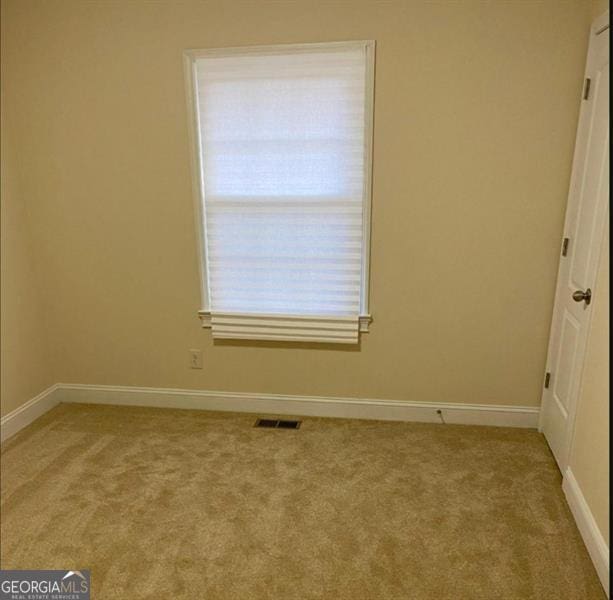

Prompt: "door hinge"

[562,237,570,257]
[583,78,591,100]
[544,372,551,389]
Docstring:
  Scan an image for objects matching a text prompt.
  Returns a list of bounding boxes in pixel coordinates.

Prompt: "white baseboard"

[55,383,539,428]
[0,384,61,444]
[0,383,540,443]
[563,467,610,597]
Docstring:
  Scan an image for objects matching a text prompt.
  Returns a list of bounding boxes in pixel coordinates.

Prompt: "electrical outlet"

[189,349,203,369]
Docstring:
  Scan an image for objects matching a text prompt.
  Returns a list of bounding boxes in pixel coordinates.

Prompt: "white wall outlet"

[189,349,203,369]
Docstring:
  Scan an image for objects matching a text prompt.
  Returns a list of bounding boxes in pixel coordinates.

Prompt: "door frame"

[538,10,610,472]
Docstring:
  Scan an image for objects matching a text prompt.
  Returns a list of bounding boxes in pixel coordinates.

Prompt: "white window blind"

[187,42,374,343]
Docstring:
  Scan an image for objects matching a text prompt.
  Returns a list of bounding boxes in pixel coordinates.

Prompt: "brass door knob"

[572,288,592,305]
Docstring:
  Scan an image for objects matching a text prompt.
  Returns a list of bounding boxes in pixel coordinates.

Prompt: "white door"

[540,12,609,471]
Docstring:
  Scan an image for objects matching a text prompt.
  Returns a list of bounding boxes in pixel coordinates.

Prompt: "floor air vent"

[254,418,301,430]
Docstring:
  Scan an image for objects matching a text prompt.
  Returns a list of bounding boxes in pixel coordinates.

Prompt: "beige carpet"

[0,403,605,599]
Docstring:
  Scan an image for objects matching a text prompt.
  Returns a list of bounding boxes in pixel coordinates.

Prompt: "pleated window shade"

[189,42,374,343]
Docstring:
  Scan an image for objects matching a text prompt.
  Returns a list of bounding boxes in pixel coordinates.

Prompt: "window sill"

[198,310,372,342]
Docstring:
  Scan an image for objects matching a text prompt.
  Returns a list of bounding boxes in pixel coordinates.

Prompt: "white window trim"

[184,41,375,335]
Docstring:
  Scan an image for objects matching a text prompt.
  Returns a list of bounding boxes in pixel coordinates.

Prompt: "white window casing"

[184,41,375,343]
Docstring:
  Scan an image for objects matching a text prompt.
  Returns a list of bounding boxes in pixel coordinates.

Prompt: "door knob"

[572,288,592,305]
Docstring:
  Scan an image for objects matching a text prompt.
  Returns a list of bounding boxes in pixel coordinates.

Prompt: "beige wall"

[592,0,609,19]
[0,98,54,416]
[1,0,592,407]
[569,228,609,546]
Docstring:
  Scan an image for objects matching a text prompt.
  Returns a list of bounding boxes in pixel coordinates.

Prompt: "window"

[185,41,374,343]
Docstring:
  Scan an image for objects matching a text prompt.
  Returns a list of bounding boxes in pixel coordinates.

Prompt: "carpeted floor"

[0,403,605,599]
